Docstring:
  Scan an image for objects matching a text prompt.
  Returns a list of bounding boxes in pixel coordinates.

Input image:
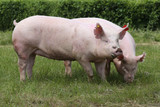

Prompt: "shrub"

[0,0,160,31]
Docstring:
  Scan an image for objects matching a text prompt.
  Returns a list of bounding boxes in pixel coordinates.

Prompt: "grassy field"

[0,30,160,106]
[1,0,159,3]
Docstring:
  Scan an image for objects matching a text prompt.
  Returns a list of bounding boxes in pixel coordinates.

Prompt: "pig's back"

[12,16,78,48]
[119,32,136,57]
[73,18,121,33]
[73,18,136,56]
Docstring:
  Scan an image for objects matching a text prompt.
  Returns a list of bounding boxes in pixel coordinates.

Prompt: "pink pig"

[64,18,145,83]
[12,15,128,81]
[106,28,146,83]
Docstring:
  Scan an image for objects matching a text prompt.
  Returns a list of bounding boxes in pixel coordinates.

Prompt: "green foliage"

[0,1,58,30]
[0,0,160,30]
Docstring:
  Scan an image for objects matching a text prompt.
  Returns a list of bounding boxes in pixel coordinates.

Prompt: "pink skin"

[12,16,126,81]
[64,18,146,83]
[64,18,130,80]
[107,34,146,83]
[65,33,146,83]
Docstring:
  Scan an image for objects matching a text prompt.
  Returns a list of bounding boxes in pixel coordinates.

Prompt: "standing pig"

[12,15,127,81]
[64,18,128,79]
[64,18,145,83]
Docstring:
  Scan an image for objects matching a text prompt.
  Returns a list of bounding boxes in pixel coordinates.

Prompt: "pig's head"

[94,23,129,59]
[115,53,146,83]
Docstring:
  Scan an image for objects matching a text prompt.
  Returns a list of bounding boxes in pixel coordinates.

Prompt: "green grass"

[1,0,159,2]
[0,30,160,106]
[0,0,95,1]
[0,31,12,45]
[130,29,160,43]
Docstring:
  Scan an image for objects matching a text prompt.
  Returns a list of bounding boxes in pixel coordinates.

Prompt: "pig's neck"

[119,32,136,59]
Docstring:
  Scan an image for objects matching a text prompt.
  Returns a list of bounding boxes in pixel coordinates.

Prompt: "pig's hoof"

[65,72,72,77]
[88,76,93,82]
[20,78,26,81]
[20,75,26,81]
[27,76,32,80]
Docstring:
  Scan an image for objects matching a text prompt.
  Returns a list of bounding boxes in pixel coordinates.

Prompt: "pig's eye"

[105,40,108,43]
[103,40,108,43]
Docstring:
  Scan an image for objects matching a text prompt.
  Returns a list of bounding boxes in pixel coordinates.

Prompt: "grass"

[130,29,160,43]
[0,31,12,45]
[0,30,160,106]
[1,0,159,2]
[0,0,94,2]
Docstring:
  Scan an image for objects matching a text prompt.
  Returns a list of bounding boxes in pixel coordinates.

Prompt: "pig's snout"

[124,75,134,83]
[125,77,134,83]
[111,48,123,59]
[116,48,122,54]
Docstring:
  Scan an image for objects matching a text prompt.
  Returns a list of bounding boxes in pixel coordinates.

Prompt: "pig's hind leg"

[18,57,27,81]
[14,43,36,81]
[18,51,36,81]
[26,54,36,80]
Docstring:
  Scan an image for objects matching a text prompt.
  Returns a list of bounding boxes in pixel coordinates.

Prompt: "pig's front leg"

[64,60,72,77]
[106,59,111,76]
[78,60,93,82]
[94,60,107,81]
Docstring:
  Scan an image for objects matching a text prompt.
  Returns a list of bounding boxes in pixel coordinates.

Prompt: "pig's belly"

[35,49,75,61]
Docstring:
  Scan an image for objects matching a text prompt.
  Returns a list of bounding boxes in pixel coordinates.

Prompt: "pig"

[12,15,128,81]
[106,32,146,83]
[64,18,145,83]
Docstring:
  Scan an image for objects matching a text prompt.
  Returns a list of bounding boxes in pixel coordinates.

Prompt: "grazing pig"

[12,15,127,81]
[106,31,146,83]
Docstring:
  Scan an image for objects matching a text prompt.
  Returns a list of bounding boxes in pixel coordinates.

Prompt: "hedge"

[0,0,160,31]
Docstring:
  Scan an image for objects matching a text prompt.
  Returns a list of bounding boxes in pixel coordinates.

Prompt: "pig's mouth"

[111,53,117,59]
[125,79,134,83]
[111,48,123,59]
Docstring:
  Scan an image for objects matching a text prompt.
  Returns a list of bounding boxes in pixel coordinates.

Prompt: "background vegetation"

[0,0,160,30]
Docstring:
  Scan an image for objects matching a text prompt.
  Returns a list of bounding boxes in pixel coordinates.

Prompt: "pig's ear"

[136,52,146,62]
[119,23,129,40]
[94,23,104,39]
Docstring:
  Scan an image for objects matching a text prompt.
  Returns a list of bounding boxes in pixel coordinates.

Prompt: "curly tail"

[13,20,18,26]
